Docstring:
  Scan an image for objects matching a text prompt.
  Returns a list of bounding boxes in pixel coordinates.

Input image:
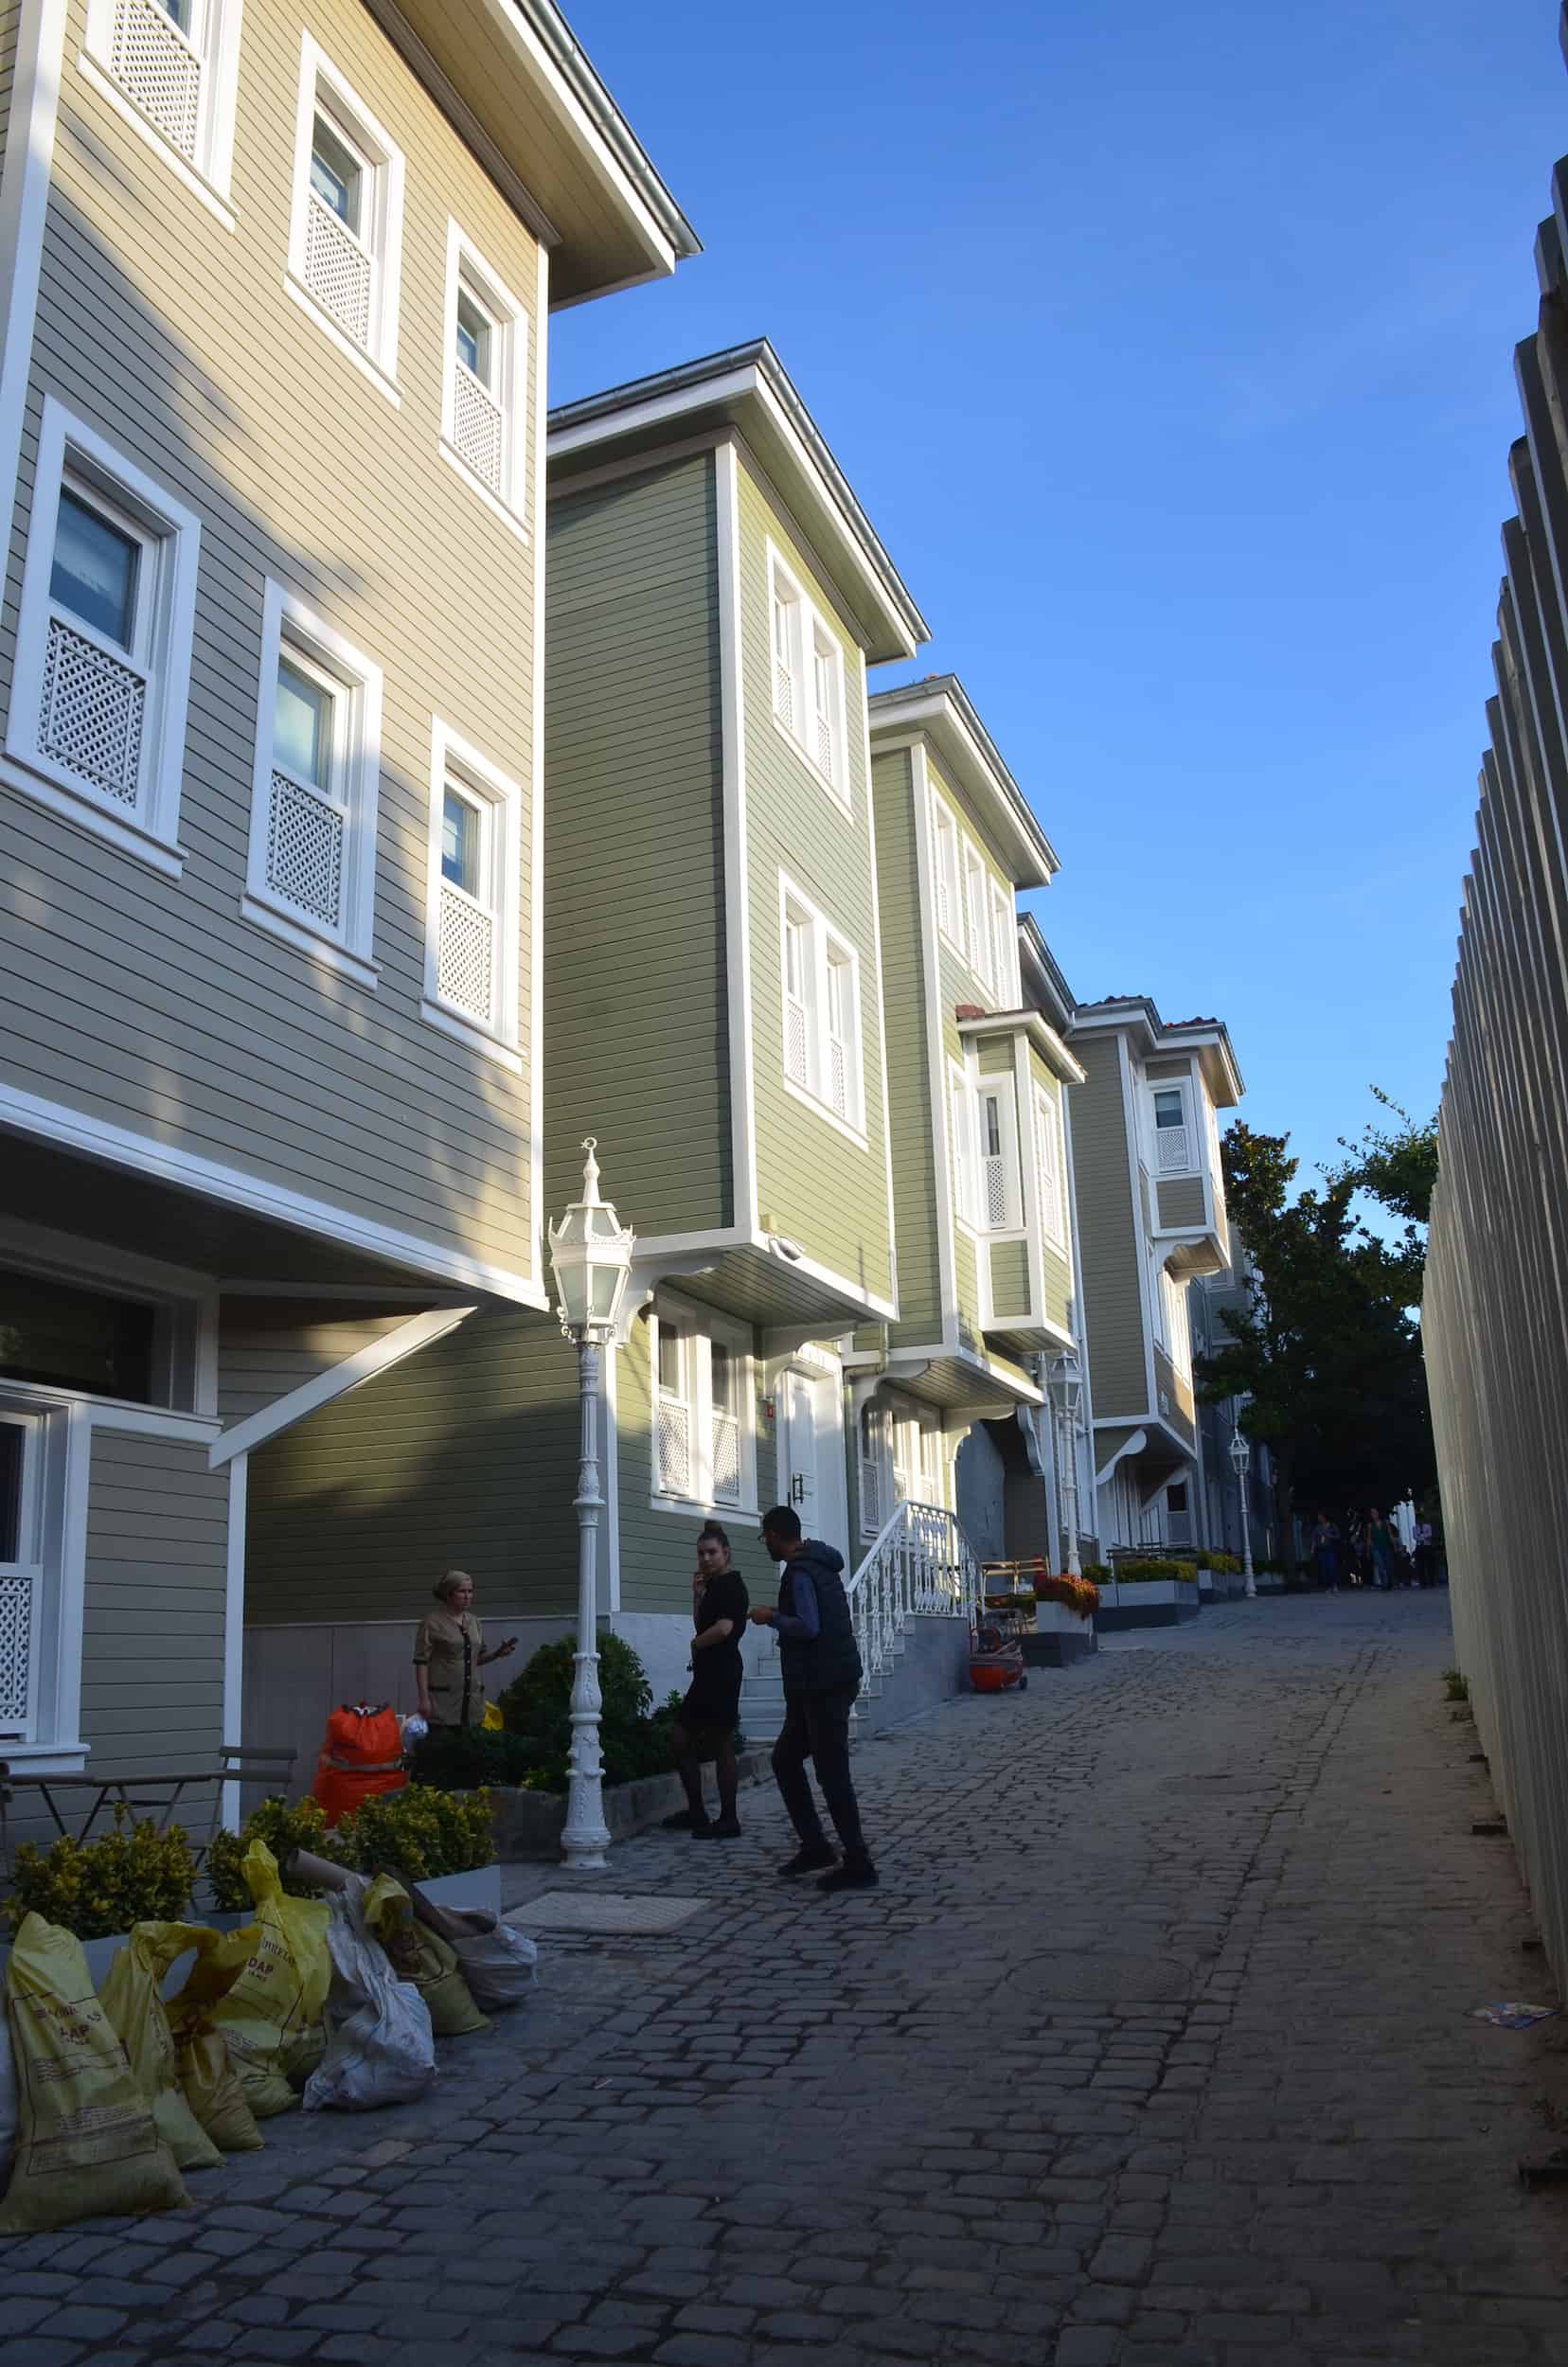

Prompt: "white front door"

[780,1360,849,1569]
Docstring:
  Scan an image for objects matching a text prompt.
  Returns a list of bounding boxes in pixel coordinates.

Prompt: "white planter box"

[1030,1599,1093,1634]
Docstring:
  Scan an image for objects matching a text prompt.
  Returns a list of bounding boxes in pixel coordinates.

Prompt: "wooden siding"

[870,747,940,1346]
[1069,1035,1147,1416]
[614,1309,773,1618]
[82,1429,228,1775]
[738,458,892,1297]
[244,1308,579,1624]
[1153,1346,1196,1444]
[0,0,16,179]
[217,1308,406,1425]
[0,0,541,1276]
[1157,1177,1206,1228]
[544,452,728,1232]
[989,1238,1030,1318]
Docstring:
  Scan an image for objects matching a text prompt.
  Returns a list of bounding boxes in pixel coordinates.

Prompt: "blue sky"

[552,0,1563,1183]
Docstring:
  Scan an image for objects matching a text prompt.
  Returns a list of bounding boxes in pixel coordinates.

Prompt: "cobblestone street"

[4,1593,1565,2367]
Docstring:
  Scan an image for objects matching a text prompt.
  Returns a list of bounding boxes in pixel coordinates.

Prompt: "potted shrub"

[0,1808,198,1984]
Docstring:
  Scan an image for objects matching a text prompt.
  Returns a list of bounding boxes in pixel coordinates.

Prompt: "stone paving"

[3,1591,1566,2367]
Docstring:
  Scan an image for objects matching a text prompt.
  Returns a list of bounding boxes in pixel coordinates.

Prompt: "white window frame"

[1150,1080,1197,1176]
[963,837,992,992]
[766,541,849,808]
[1035,1084,1069,1255]
[649,1298,757,1517]
[931,791,964,955]
[80,0,244,225]
[241,579,383,989]
[420,721,524,1072]
[990,880,1020,1006]
[440,221,528,538]
[976,1076,1023,1234]
[4,398,201,877]
[949,1058,981,1232]
[777,874,866,1143]
[858,1399,891,1539]
[285,35,405,399]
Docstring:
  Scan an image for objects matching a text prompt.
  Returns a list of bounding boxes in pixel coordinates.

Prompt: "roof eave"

[548,342,926,662]
[868,680,1058,886]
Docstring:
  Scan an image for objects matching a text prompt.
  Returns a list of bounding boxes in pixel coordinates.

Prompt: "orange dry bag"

[312,1702,407,1828]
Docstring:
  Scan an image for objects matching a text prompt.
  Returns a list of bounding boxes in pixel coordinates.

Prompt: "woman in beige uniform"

[413,1571,516,1728]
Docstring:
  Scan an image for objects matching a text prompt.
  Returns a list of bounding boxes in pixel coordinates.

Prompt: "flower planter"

[1095,1578,1202,1631]
[1020,1597,1097,1667]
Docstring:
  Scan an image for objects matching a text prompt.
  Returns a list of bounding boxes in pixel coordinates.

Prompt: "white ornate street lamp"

[548,1139,635,1871]
[1048,1350,1085,1578]
[1229,1424,1256,1600]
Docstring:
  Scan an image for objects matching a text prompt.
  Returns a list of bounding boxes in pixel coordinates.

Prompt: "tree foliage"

[1196,1112,1434,1557]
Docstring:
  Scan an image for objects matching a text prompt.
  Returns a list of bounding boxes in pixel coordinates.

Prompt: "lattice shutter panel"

[454,368,505,492]
[655,1397,690,1496]
[711,1410,741,1505]
[267,772,345,928]
[437,886,495,1023]
[1157,1124,1191,1175]
[829,1035,848,1117]
[40,617,146,808]
[984,1152,1007,1229]
[0,1572,35,1737]
[785,993,809,1087]
[112,0,203,161]
[305,194,372,347]
[935,844,951,934]
[860,1453,882,1535]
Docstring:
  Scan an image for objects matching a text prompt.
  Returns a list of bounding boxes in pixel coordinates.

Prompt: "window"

[287,38,404,388]
[421,723,525,1067]
[990,881,1019,1006]
[767,544,848,803]
[932,794,963,951]
[651,1303,756,1513]
[963,842,991,991]
[5,399,201,868]
[82,0,242,208]
[242,581,383,986]
[858,1401,889,1538]
[777,878,864,1135]
[1152,1084,1194,1174]
[978,1078,1022,1232]
[1035,1086,1068,1252]
[441,224,528,528]
[949,1060,980,1229]
[0,1410,44,1745]
[0,1257,202,1411]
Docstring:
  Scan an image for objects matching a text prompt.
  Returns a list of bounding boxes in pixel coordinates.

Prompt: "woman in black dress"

[663,1521,749,1839]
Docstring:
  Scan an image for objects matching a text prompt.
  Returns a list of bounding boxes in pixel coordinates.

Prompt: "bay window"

[650,1302,756,1514]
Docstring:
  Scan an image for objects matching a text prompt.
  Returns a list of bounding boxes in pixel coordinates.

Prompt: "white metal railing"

[843,1499,983,1697]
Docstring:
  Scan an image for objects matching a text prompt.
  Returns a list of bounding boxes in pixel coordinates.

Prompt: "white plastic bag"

[409,1889,539,2010]
[303,1875,435,2113]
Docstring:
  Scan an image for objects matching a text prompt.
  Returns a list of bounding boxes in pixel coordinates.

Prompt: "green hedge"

[1114,1557,1199,1584]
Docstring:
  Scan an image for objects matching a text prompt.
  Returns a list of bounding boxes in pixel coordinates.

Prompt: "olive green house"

[1063,995,1244,1553]
[855,677,1083,1569]
[0,0,696,1815]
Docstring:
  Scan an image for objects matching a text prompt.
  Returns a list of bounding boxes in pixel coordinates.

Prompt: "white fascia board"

[0,1084,548,1310]
[956,1009,1086,1087]
[209,1303,477,1468]
[715,438,757,1235]
[868,700,1057,885]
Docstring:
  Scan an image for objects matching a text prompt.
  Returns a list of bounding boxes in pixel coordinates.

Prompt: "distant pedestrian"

[1414,1518,1436,1588]
[662,1521,749,1840]
[1367,1508,1397,1591]
[750,1506,878,1892]
[1310,1514,1341,1592]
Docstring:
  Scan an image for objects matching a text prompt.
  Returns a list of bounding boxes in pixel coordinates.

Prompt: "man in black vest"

[749,1505,878,1891]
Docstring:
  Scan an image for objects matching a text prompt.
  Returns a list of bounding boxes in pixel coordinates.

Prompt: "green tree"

[1328,1086,1438,1305]
[1196,1120,1434,1570]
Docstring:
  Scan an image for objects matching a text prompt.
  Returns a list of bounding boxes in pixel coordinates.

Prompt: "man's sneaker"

[661,1808,704,1831]
[692,1815,742,1840]
[818,1852,879,1892]
[777,1840,837,1877]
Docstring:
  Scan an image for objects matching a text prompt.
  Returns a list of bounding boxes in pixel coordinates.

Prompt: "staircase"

[739,1501,983,1744]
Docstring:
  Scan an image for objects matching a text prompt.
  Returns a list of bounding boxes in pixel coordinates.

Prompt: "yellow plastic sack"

[176,2020,263,2153]
[0,1914,187,2234]
[481,1700,504,1731]
[364,1873,488,2036]
[99,1923,223,2172]
[199,1841,330,2118]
